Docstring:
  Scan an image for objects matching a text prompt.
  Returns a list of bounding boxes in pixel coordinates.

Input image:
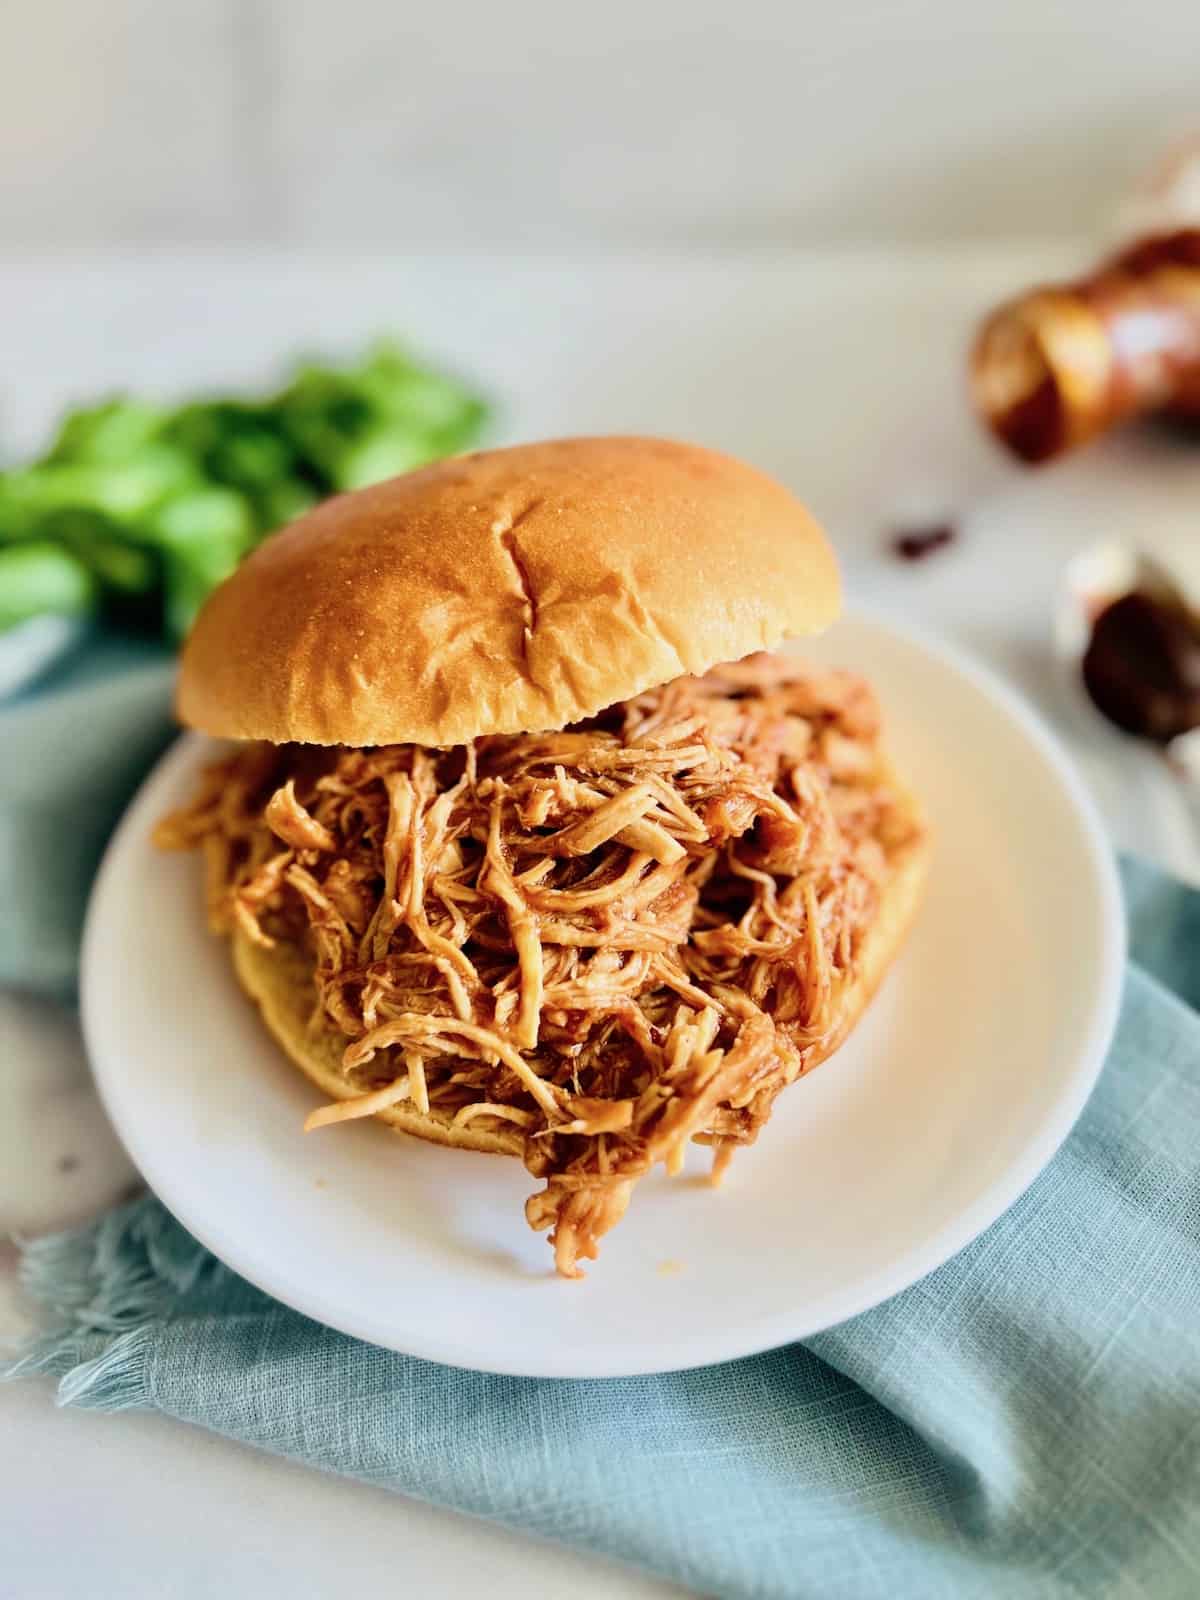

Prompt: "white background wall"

[1,0,1197,249]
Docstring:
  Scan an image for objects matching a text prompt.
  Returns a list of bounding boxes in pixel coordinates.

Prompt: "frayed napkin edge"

[2,1193,217,1409]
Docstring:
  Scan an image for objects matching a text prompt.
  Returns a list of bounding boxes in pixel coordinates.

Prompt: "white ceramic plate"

[82,611,1123,1378]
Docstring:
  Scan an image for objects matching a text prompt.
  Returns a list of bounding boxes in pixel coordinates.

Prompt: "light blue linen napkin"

[0,635,173,994]
[5,648,1200,1600]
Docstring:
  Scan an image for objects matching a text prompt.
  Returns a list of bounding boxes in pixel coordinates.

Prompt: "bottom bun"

[803,821,929,1069]
[231,804,930,1160]
[232,930,524,1158]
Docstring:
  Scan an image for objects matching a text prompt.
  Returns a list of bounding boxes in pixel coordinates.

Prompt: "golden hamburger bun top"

[177,435,841,748]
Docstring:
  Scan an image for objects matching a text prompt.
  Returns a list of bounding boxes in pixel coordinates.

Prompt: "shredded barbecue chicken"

[157,654,918,1276]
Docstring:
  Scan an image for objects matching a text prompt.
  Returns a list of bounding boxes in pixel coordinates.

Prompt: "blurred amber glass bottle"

[972,230,1200,463]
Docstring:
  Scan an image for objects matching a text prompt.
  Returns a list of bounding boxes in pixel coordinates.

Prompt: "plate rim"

[81,607,1125,1377]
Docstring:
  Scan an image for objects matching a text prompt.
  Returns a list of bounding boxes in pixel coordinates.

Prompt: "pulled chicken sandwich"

[157,437,928,1277]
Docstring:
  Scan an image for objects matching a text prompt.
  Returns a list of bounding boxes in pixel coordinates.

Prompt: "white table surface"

[3,248,1199,1597]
